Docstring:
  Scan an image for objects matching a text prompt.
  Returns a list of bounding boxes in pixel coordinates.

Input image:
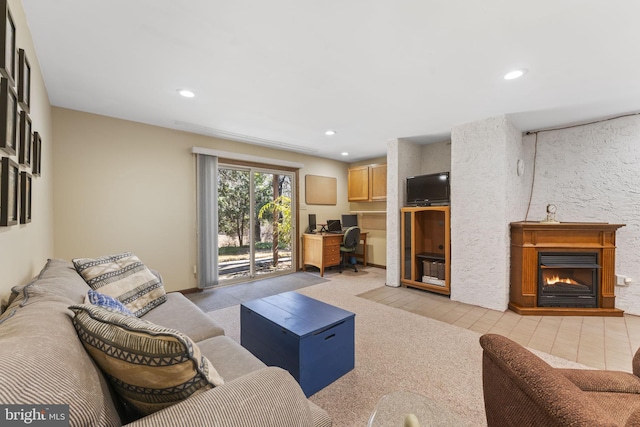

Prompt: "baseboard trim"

[365,263,386,269]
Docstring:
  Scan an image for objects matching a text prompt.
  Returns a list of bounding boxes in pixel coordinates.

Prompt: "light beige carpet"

[208,267,588,427]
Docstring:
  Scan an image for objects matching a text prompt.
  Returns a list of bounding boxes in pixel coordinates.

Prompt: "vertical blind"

[196,154,218,288]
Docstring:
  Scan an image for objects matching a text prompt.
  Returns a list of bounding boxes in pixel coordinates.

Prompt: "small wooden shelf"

[416,252,445,261]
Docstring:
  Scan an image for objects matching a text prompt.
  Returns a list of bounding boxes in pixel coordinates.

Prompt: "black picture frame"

[19,170,30,224]
[0,78,17,155]
[32,130,41,176]
[1,156,18,226]
[0,0,15,86]
[18,49,30,112]
[18,109,31,166]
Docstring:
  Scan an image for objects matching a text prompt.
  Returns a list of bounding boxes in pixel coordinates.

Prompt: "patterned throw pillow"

[69,304,224,416]
[73,252,166,317]
[87,289,133,315]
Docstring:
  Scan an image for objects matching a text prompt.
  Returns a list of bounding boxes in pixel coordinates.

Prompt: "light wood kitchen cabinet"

[369,164,386,201]
[348,166,370,201]
[348,164,386,202]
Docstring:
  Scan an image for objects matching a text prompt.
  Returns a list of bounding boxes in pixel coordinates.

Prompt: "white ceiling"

[21,0,640,162]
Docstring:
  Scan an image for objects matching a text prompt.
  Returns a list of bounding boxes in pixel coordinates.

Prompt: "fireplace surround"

[509,222,625,316]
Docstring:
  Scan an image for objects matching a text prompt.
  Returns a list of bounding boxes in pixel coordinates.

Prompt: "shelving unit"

[401,206,450,295]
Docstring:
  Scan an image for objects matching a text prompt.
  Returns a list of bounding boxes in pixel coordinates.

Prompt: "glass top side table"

[367,391,462,427]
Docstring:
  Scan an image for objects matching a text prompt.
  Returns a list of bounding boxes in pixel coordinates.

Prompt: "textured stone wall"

[524,115,640,315]
[420,140,451,173]
[450,116,528,311]
[386,138,424,287]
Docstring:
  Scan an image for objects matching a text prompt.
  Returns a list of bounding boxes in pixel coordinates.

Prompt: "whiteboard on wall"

[305,174,337,205]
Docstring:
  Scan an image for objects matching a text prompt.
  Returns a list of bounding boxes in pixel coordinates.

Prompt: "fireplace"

[510,222,625,316]
[538,252,599,308]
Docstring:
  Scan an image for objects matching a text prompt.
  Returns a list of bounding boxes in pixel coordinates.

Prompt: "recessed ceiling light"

[341,152,349,156]
[325,130,336,136]
[178,89,195,98]
[504,69,527,80]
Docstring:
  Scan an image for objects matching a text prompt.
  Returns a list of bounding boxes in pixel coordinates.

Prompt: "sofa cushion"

[123,367,315,427]
[141,293,225,342]
[69,304,224,416]
[0,267,122,426]
[5,259,91,310]
[198,335,267,382]
[73,252,166,317]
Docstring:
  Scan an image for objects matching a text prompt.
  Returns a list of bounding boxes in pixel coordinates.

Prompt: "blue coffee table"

[240,291,355,397]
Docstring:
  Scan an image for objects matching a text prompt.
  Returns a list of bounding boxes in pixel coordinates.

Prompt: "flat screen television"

[406,172,450,206]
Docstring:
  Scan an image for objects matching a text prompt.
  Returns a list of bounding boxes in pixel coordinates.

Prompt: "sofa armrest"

[124,367,319,427]
[559,368,640,394]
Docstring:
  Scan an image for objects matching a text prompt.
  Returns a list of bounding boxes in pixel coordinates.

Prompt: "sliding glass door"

[253,171,293,278]
[217,164,294,284]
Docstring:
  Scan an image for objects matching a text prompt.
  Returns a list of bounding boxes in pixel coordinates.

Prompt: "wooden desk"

[302,232,368,276]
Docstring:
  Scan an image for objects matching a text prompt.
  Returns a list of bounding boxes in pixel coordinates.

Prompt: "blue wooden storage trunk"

[240,291,355,397]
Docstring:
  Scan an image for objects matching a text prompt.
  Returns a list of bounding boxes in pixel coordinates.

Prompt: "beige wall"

[52,108,351,292]
[0,0,54,306]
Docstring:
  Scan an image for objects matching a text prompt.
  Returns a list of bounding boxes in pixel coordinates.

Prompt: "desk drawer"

[324,235,342,247]
[324,254,341,266]
[324,242,341,265]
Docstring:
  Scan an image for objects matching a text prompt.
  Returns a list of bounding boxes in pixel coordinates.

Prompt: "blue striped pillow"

[87,289,133,315]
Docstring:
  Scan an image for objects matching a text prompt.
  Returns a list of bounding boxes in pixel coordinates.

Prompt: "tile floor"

[359,285,640,372]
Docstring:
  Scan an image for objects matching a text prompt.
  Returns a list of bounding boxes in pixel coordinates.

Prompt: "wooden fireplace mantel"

[509,221,625,316]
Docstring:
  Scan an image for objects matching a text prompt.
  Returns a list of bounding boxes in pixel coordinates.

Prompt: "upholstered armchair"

[479,333,640,426]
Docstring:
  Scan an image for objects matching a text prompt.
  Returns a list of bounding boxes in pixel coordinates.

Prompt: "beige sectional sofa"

[0,259,331,427]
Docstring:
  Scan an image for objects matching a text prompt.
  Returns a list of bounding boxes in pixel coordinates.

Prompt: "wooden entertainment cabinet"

[401,206,450,295]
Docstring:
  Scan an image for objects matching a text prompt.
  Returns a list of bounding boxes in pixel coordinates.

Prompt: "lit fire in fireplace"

[545,275,580,286]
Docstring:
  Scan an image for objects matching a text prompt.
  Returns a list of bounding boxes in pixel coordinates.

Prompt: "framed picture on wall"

[18,110,31,166]
[0,0,16,86]
[18,49,30,112]
[0,78,17,155]
[1,156,19,226]
[32,131,41,176]
[20,170,31,224]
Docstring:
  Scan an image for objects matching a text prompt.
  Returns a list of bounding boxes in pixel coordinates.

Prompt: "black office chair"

[340,226,361,273]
